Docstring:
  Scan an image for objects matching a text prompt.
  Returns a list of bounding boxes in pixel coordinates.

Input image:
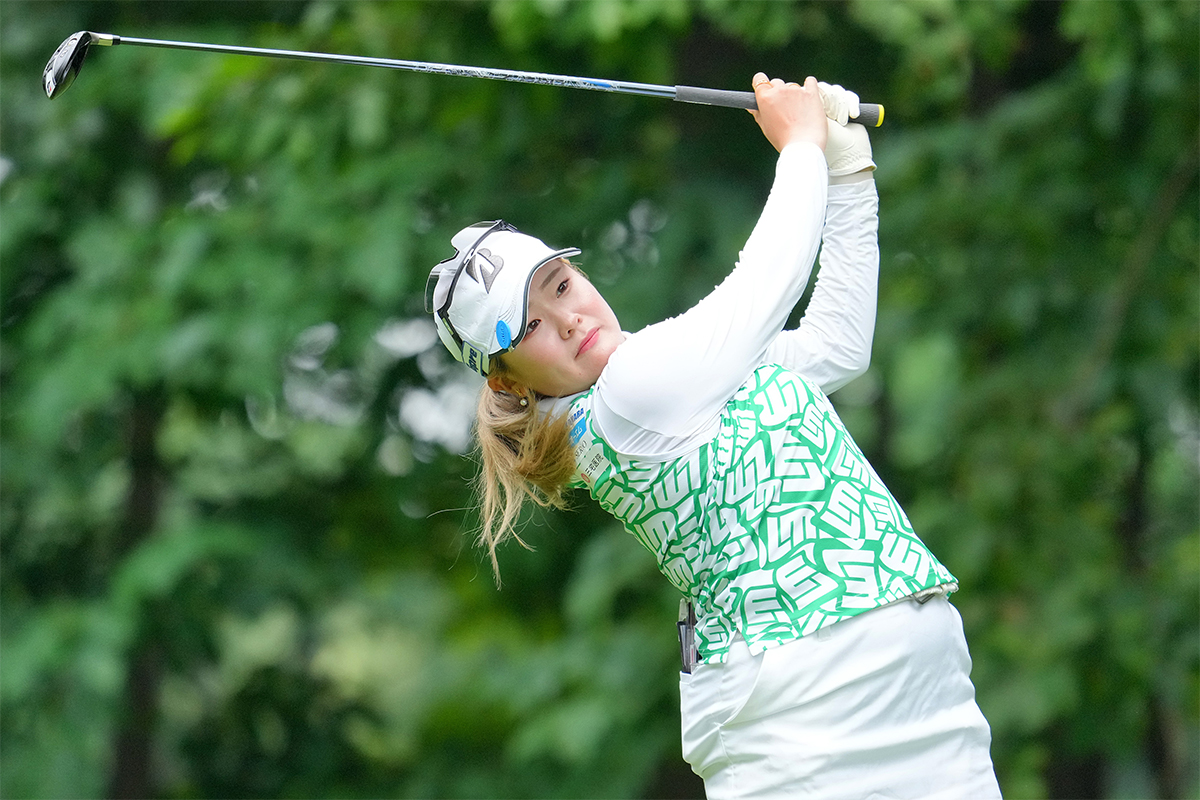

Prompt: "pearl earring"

[519,396,529,407]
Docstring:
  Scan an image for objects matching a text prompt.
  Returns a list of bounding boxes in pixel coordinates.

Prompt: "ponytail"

[473,368,576,583]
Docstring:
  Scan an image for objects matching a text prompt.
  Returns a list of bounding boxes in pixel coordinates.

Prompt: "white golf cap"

[426,221,580,377]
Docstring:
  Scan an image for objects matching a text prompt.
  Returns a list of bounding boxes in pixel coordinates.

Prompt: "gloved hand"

[818,81,859,126]
[824,118,875,178]
[817,80,874,178]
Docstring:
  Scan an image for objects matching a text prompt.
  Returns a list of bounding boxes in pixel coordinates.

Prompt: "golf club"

[43,31,884,127]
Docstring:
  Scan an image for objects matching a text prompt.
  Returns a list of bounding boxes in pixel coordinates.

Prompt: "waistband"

[676,582,959,673]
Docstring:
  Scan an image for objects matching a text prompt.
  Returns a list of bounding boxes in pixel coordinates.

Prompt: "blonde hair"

[473,360,577,583]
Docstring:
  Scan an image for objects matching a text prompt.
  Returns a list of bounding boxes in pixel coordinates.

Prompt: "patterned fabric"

[568,364,957,664]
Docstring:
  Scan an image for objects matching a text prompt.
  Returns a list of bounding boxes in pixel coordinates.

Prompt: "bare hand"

[748,74,828,154]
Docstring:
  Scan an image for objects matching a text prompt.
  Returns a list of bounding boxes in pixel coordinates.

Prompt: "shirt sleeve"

[763,176,879,393]
[590,142,829,457]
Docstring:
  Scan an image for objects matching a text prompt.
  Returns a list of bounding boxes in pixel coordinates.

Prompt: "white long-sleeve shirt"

[553,143,955,663]
[545,142,879,459]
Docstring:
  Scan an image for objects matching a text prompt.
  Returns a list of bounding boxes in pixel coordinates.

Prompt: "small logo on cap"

[496,320,512,349]
[465,248,503,293]
[465,345,482,373]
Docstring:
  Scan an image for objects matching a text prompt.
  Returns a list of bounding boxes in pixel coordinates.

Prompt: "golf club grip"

[674,85,884,128]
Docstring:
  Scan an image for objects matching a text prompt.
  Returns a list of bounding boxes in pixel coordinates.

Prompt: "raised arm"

[765,114,878,393]
[594,77,830,446]
[765,173,879,392]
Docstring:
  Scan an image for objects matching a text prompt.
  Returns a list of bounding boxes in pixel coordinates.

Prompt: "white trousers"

[679,597,1002,800]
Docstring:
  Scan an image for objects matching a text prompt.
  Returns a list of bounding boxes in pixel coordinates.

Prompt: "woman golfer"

[426,74,1001,799]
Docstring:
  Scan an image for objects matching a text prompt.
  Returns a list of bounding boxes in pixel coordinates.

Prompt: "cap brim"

[505,247,582,351]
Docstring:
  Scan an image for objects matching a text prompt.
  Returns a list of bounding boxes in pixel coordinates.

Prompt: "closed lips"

[577,328,599,356]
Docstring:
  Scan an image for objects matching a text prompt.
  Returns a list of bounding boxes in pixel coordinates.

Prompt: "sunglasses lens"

[424,265,442,314]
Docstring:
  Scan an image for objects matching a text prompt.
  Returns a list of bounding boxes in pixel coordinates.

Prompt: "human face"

[499,260,623,398]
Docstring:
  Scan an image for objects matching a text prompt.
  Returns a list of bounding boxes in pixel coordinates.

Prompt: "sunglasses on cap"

[424,219,518,359]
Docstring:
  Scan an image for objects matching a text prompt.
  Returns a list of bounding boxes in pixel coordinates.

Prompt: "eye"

[557,278,569,297]
[525,319,540,335]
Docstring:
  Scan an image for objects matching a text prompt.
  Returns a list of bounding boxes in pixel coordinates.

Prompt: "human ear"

[487,374,522,395]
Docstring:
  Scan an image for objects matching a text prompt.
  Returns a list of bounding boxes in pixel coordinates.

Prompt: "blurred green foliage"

[1,1,1196,798]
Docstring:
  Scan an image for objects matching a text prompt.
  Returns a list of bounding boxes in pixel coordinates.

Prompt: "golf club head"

[43,31,93,99]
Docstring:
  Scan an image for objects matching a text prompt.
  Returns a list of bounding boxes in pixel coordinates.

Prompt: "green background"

[2,1,1196,797]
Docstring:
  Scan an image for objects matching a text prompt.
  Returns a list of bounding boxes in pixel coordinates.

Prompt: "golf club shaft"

[87,33,884,126]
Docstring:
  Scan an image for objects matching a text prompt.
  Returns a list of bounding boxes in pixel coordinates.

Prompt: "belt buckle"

[912,581,959,604]
[677,599,698,674]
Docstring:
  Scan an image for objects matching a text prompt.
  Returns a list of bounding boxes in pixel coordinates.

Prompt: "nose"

[555,310,581,339]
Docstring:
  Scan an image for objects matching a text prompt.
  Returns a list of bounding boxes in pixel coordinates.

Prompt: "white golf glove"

[825,119,875,178]
[818,81,859,126]
[817,80,874,178]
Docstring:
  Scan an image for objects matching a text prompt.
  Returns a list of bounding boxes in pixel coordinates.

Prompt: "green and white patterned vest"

[567,364,957,664]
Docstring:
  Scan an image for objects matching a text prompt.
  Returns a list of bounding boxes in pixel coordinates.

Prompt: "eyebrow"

[538,263,564,291]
